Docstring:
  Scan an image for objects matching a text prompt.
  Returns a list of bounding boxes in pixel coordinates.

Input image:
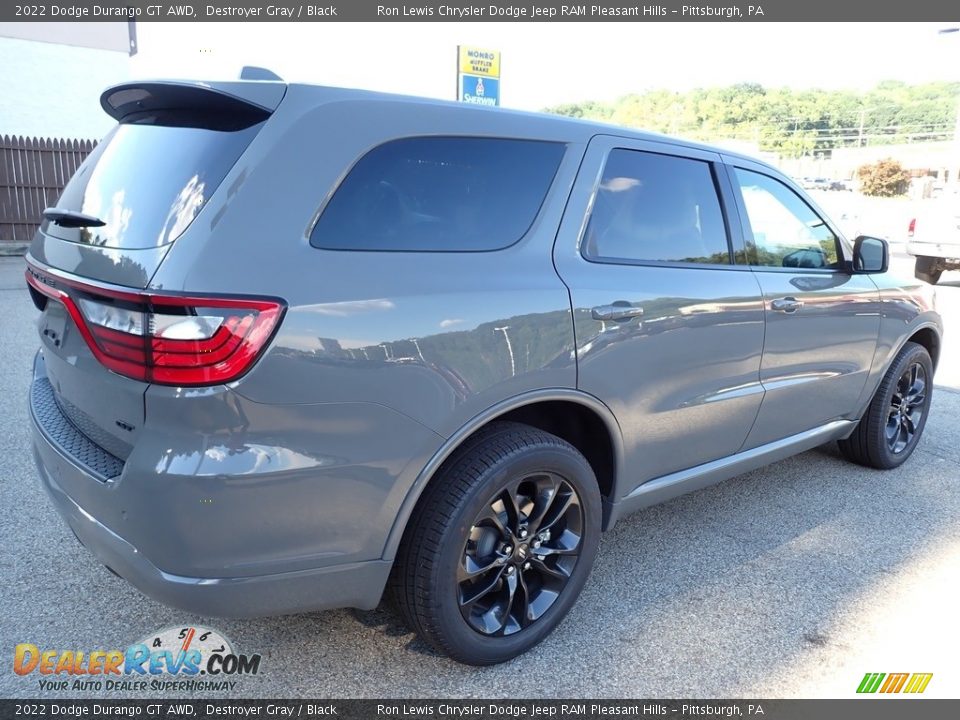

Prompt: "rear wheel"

[914,256,942,285]
[839,342,933,469]
[389,421,601,665]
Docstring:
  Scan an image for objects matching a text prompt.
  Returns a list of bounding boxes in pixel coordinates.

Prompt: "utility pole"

[857,108,866,148]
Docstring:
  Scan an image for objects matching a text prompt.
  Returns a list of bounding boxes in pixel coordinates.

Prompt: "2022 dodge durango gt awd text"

[27,78,942,665]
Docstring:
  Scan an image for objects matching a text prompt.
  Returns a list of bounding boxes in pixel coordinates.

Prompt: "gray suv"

[27,79,942,665]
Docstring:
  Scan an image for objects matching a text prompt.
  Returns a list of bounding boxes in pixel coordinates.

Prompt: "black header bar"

[2,699,960,719]
[1,0,957,22]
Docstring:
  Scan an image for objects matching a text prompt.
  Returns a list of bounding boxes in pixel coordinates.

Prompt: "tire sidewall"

[431,443,602,664]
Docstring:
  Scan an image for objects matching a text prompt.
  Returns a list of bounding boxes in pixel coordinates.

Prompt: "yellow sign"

[458,46,501,78]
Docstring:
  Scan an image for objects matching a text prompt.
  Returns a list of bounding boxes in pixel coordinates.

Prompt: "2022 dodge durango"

[27,78,942,665]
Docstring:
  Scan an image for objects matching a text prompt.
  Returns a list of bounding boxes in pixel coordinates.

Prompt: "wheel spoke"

[475,504,509,538]
[495,570,520,636]
[459,566,505,609]
[499,487,523,534]
[895,422,908,452]
[535,532,581,558]
[524,475,561,534]
[460,553,504,581]
[530,556,572,581]
[538,490,577,534]
[514,571,533,629]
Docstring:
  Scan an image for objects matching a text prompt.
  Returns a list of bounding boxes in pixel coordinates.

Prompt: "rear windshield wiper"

[42,208,106,228]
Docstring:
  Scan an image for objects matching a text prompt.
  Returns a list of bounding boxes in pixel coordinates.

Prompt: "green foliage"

[856,158,912,197]
[543,81,960,157]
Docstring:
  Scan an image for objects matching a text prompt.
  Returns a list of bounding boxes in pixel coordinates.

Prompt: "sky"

[130,22,960,110]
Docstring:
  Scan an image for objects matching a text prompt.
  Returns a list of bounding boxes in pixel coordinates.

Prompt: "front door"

[725,161,881,449]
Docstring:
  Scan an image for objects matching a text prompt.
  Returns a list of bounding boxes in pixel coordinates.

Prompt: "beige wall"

[0,22,132,54]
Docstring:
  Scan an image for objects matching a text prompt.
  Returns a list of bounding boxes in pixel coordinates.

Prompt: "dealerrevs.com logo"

[13,626,262,692]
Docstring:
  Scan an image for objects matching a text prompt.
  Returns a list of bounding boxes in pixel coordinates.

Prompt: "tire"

[839,342,933,469]
[389,421,602,665]
[914,256,942,285]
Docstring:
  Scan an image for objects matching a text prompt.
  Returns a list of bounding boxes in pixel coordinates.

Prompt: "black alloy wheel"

[458,472,583,636]
[886,361,927,455]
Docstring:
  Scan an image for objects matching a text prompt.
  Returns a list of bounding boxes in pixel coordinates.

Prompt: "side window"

[310,137,565,251]
[583,149,731,265]
[734,168,841,269]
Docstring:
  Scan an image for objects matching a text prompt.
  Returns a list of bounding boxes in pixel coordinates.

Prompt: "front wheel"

[839,342,933,469]
[389,421,601,665]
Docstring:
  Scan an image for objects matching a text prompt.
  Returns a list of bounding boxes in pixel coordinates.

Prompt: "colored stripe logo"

[857,672,933,694]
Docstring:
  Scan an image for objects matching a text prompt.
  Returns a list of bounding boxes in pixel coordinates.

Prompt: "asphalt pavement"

[1,255,958,699]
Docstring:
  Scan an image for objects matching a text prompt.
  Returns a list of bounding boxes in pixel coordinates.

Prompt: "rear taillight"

[26,265,284,386]
[908,218,916,237]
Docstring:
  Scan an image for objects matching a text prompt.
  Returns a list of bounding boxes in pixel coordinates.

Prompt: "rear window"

[309,137,565,252]
[45,121,263,249]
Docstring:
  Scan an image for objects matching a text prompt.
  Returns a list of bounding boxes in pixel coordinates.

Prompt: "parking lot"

[1,253,958,699]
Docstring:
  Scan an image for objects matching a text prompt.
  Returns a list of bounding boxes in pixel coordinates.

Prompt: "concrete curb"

[0,243,28,257]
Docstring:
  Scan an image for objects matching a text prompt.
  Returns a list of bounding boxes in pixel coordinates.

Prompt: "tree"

[542,81,960,154]
[856,158,911,197]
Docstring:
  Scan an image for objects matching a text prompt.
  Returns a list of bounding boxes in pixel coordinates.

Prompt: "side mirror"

[852,235,888,274]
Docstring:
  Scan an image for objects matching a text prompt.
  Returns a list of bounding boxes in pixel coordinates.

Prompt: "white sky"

[130,22,960,110]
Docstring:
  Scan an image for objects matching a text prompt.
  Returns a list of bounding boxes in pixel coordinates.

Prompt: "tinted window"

[583,149,730,265]
[310,137,564,251]
[734,169,841,269]
[46,122,264,249]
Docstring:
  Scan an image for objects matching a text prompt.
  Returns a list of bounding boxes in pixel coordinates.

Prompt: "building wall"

[0,36,129,140]
[778,142,960,184]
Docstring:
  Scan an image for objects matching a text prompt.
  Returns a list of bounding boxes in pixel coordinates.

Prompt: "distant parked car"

[800,177,831,191]
[829,180,852,192]
[908,193,960,284]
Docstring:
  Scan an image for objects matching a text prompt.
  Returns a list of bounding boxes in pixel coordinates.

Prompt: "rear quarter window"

[309,137,565,252]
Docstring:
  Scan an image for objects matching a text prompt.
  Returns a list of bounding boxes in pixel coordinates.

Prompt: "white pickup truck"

[908,194,960,284]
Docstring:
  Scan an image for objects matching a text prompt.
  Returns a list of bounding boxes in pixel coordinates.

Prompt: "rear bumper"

[906,240,960,260]
[27,350,439,617]
[33,440,390,617]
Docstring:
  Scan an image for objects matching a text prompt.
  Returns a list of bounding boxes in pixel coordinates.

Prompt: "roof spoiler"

[100,80,287,127]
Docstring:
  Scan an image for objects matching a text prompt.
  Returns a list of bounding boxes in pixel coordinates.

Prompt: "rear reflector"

[26,264,284,386]
[908,218,916,238]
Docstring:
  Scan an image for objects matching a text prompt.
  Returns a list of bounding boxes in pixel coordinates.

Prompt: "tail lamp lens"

[27,267,284,386]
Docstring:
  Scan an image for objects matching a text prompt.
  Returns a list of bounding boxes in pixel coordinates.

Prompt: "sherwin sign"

[457,45,500,106]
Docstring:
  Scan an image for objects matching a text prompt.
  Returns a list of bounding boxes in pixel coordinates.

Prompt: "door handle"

[771,297,804,313]
[591,303,644,322]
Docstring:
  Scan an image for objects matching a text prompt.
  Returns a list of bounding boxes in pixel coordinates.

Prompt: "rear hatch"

[27,80,285,472]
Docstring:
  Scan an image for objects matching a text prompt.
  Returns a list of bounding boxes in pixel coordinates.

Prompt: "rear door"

[28,81,281,466]
[553,136,766,493]
[724,159,881,449]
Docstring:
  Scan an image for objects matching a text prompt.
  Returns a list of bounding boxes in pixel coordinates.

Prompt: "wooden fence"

[0,135,97,244]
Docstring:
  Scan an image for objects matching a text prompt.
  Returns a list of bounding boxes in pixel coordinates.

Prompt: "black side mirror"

[852,236,888,274]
